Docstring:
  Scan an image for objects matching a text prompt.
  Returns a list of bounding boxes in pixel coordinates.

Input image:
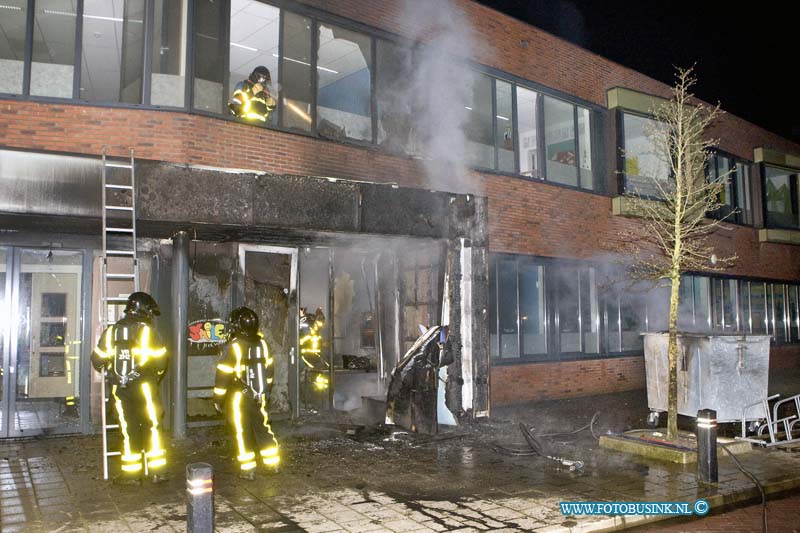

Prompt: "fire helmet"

[229,307,259,338]
[249,66,271,86]
[124,292,161,320]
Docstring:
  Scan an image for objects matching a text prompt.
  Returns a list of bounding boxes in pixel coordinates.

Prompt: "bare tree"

[623,67,736,442]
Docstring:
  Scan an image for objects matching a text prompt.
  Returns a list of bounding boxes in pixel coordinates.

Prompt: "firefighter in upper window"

[213,307,279,480]
[91,292,168,485]
[299,307,329,400]
[228,66,277,123]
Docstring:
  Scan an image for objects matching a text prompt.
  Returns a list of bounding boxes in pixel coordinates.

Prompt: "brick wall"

[491,357,646,406]
[2,0,799,404]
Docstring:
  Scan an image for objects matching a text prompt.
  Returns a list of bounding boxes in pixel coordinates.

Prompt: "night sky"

[476,0,800,144]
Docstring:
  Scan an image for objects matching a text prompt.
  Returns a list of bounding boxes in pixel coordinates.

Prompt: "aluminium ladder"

[99,147,141,480]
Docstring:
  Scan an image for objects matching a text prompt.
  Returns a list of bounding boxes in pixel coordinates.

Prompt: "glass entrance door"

[1,248,85,438]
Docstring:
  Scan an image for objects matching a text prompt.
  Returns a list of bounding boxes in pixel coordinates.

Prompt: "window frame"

[707,150,754,226]
[761,162,800,231]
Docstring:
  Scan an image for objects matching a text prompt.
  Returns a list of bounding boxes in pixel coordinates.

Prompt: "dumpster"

[643,332,771,424]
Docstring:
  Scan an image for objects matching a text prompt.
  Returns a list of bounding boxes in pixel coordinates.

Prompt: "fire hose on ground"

[490,412,601,471]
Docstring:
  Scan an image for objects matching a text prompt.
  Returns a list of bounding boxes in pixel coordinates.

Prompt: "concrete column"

[172,231,189,439]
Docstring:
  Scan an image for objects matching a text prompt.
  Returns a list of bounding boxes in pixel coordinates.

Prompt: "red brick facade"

[1,0,798,407]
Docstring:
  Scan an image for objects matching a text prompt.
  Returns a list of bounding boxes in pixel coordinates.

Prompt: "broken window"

[317,23,372,141]
[227,0,280,124]
[281,11,313,132]
[376,39,417,154]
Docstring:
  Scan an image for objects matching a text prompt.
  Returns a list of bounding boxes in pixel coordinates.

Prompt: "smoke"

[390,0,481,194]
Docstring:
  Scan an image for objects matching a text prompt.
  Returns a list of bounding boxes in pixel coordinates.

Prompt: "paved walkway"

[3,388,800,532]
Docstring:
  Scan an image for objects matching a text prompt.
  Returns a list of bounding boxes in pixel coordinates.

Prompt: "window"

[622,113,670,197]
[227,0,280,125]
[749,282,768,334]
[150,0,188,107]
[789,285,800,343]
[711,278,738,332]
[544,96,578,187]
[494,258,519,357]
[0,0,26,94]
[80,0,146,103]
[192,0,226,113]
[376,39,416,154]
[463,71,494,169]
[678,275,711,331]
[519,262,546,356]
[708,153,753,225]
[764,165,800,230]
[496,80,514,173]
[772,284,787,343]
[317,23,372,141]
[31,0,77,98]
[607,291,647,353]
[516,86,540,178]
[281,11,312,132]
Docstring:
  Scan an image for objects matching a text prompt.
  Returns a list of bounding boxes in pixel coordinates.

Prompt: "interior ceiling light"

[230,42,258,52]
[496,115,509,121]
[271,53,338,74]
[43,9,141,23]
[284,99,312,124]
[0,5,23,10]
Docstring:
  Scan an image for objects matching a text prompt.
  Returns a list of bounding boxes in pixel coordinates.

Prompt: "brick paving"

[635,489,800,532]
[1,415,800,532]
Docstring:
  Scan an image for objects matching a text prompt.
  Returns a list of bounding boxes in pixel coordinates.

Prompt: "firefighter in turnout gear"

[228,65,276,122]
[299,307,328,404]
[91,292,168,484]
[214,307,279,480]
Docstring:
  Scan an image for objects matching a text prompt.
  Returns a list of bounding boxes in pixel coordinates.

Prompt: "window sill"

[491,352,643,365]
[758,228,800,246]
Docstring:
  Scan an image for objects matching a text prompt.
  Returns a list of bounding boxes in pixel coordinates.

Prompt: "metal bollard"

[696,409,718,483]
[186,463,214,533]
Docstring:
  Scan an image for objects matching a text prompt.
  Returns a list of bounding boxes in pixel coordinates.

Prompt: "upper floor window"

[708,153,753,225]
[316,23,372,142]
[0,0,26,95]
[621,112,670,197]
[764,165,800,230]
[151,0,188,107]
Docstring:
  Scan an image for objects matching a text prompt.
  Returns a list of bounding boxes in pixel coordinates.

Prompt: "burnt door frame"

[237,244,299,419]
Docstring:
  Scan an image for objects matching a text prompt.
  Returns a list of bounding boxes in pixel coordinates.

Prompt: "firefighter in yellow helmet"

[300,307,328,405]
[228,66,277,123]
[214,307,279,480]
[91,292,168,485]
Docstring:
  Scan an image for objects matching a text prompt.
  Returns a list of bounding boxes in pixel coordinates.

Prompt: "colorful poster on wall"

[188,319,227,356]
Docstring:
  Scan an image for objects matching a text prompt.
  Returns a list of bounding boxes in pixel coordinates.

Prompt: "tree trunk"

[666,273,681,441]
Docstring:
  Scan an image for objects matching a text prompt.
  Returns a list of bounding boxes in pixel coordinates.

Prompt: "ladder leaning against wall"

[99,147,140,480]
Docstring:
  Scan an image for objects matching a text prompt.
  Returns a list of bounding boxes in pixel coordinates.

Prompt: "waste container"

[643,332,770,423]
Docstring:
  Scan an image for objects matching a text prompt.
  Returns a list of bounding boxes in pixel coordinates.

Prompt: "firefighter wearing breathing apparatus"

[299,307,329,400]
[214,307,279,480]
[228,65,277,122]
[91,292,168,485]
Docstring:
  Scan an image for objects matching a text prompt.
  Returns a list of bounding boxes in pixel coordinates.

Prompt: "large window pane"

[789,286,800,342]
[581,268,599,354]
[227,0,279,125]
[750,282,767,334]
[711,155,735,219]
[735,162,752,225]
[317,23,371,141]
[693,276,711,330]
[607,295,622,353]
[678,275,694,329]
[620,292,645,351]
[192,0,225,113]
[555,267,580,353]
[497,259,518,358]
[496,80,514,172]
[712,278,738,332]
[622,113,670,196]
[281,12,312,131]
[519,262,545,356]
[376,39,416,154]
[764,166,800,229]
[150,0,188,107]
[516,86,540,178]
[489,261,498,357]
[577,107,593,189]
[773,284,787,343]
[462,71,494,168]
[544,96,577,186]
[30,0,76,98]
[80,0,146,103]
[0,0,27,94]
[739,281,752,333]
